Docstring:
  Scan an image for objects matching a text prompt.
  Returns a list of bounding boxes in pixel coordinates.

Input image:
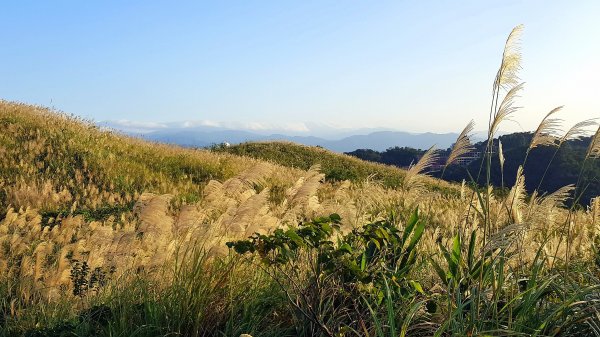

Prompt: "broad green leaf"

[430,258,448,285]
[439,244,457,278]
[467,230,477,269]
[451,234,461,266]
[338,243,353,254]
[360,251,367,271]
[322,222,332,234]
[329,213,341,222]
[285,229,305,247]
[370,238,381,250]
[402,208,419,245]
[406,220,425,254]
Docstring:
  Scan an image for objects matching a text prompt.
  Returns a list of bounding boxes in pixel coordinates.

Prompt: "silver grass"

[498,140,505,171]
[586,126,600,159]
[495,24,524,91]
[288,165,325,208]
[445,120,475,168]
[484,223,526,253]
[527,189,539,210]
[222,163,273,198]
[203,180,224,200]
[490,83,524,137]
[524,185,574,229]
[541,184,575,210]
[561,119,597,144]
[507,165,526,223]
[226,188,270,235]
[408,146,439,176]
[404,146,439,190]
[529,106,563,150]
[591,197,599,235]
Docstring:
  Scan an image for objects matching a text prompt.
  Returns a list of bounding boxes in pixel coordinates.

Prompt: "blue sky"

[1,1,598,133]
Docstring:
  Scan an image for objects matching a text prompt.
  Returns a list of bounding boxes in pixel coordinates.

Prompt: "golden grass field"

[1,99,597,322]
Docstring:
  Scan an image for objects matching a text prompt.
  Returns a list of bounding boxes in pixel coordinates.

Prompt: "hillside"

[1,101,599,336]
[443,132,600,205]
[212,141,406,187]
[0,101,264,212]
[211,141,458,195]
[0,101,459,218]
[0,100,464,334]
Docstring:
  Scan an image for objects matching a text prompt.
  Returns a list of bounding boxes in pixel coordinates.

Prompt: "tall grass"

[2,25,600,336]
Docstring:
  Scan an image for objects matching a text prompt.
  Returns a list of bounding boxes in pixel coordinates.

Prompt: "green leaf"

[430,258,448,285]
[439,244,456,278]
[338,243,353,254]
[377,227,390,241]
[467,230,477,269]
[409,280,424,294]
[383,277,397,337]
[370,238,381,250]
[451,234,461,266]
[402,208,419,245]
[398,220,424,271]
[360,252,367,271]
[285,229,305,247]
[406,220,425,254]
[362,295,385,337]
[322,222,332,234]
[329,213,341,223]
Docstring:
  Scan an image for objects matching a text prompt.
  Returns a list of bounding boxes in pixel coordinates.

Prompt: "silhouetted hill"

[347,133,600,205]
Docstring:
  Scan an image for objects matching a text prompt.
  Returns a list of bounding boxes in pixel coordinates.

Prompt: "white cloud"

[240,121,310,132]
[113,120,168,129]
[181,120,221,128]
[101,119,312,134]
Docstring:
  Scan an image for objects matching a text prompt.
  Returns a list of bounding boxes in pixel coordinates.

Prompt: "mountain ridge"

[102,123,465,152]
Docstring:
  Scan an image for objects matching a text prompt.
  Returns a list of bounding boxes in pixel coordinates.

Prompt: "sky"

[1,1,599,134]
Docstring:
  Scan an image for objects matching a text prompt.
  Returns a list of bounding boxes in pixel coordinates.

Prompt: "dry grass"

[1,24,600,334]
[1,101,596,311]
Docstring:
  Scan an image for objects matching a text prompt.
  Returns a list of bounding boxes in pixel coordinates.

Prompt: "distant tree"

[380,147,424,167]
[345,149,381,162]
[345,132,600,205]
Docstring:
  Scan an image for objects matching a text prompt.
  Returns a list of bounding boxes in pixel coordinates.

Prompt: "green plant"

[227,210,426,336]
[70,261,114,297]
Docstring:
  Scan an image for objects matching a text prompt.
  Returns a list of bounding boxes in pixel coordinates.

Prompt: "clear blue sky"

[1,1,598,133]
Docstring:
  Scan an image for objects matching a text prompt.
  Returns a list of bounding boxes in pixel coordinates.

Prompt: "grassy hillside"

[212,141,406,187]
[2,100,600,336]
[1,100,469,335]
[0,101,267,213]
[3,23,600,336]
[212,141,458,196]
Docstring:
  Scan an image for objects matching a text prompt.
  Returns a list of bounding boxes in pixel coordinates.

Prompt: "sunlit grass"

[1,24,600,336]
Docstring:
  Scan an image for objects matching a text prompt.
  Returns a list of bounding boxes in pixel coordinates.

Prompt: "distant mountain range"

[99,121,469,152]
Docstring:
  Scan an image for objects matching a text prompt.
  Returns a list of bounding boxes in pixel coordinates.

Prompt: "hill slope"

[211,141,458,195]
[0,101,456,302]
[212,141,406,187]
[0,101,288,214]
[0,101,457,216]
[2,101,597,336]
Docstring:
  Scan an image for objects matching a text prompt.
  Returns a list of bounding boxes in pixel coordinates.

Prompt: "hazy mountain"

[106,126,461,152]
[316,131,460,152]
[143,128,262,148]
